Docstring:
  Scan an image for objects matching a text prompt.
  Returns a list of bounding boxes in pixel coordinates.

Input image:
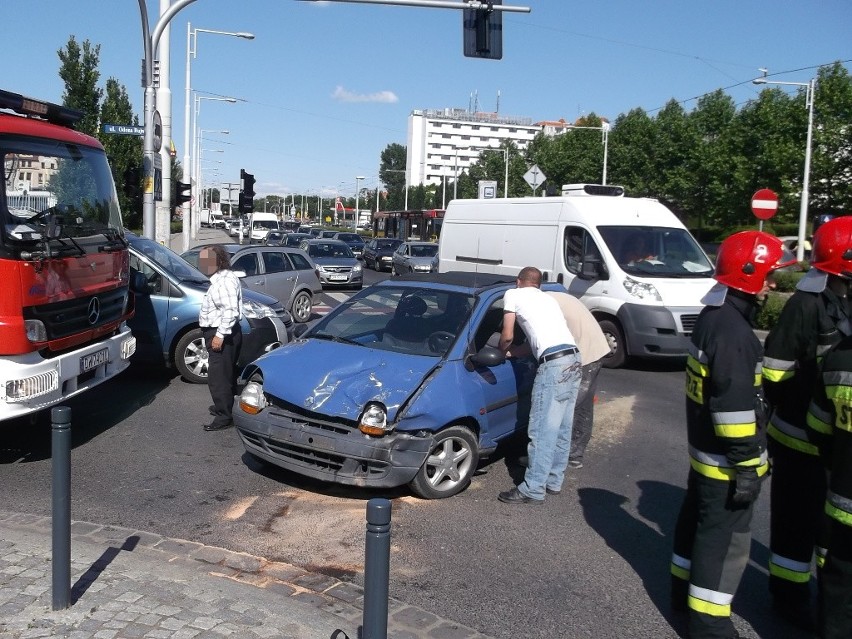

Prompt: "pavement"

[0,510,492,639]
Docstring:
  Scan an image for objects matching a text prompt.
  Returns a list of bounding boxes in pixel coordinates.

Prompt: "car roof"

[383,271,518,292]
[304,238,347,246]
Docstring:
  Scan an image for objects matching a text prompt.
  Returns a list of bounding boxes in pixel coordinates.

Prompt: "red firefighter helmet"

[809,217,852,278]
[714,231,794,295]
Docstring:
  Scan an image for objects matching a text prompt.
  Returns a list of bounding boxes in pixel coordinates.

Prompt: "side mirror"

[580,257,605,280]
[130,271,149,295]
[469,345,506,368]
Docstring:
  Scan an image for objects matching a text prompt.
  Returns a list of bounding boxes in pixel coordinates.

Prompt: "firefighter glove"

[732,468,763,505]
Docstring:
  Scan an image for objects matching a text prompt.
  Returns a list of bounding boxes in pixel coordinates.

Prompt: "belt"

[539,347,579,364]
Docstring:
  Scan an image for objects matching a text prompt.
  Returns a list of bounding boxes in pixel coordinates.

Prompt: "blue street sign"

[103,124,144,136]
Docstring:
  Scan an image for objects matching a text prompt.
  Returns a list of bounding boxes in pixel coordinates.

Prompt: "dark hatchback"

[363,237,403,271]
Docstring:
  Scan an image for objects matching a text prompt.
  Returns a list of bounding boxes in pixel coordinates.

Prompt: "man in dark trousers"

[762,217,852,630]
[671,231,794,639]
[198,245,242,431]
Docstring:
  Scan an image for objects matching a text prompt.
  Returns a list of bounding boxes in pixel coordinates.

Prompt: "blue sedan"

[233,272,562,498]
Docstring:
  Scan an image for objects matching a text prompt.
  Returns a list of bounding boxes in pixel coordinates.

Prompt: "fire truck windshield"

[3,135,123,243]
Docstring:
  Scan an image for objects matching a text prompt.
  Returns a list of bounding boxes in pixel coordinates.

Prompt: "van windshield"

[598,226,713,277]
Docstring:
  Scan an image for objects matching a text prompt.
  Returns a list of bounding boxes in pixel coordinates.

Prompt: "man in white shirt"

[198,245,243,431]
[498,267,582,503]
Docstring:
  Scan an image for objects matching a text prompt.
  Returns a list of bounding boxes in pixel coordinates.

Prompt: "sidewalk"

[0,511,491,639]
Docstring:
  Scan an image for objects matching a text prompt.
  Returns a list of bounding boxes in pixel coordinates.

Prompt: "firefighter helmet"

[714,231,794,295]
[809,217,852,278]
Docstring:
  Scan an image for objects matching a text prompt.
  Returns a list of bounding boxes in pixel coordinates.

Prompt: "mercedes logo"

[87,297,100,325]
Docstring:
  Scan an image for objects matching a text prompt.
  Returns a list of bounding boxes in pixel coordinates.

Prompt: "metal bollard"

[51,406,71,610]
[362,498,392,639]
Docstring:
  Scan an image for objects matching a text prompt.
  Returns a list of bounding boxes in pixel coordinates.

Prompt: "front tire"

[174,328,209,384]
[409,425,479,499]
[290,291,312,323]
[598,319,627,369]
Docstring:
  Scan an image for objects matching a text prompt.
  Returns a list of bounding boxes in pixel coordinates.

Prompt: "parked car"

[298,238,363,289]
[126,232,291,384]
[363,237,403,271]
[182,244,322,323]
[391,241,439,276]
[265,231,286,246]
[233,272,571,498]
[332,232,366,259]
[283,232,311,247]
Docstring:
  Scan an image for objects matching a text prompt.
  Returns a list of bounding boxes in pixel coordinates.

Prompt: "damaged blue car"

[233,272,549,498]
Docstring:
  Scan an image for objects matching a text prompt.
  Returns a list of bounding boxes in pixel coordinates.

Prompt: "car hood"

[254,339,436,421]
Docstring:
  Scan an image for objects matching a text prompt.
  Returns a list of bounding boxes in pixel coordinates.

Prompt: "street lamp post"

[191,94,233,236]
[182,22,253,252]
[355,176,365,228]
[753,73,816,262]
[197,147,224,227]
[564,123,610,185]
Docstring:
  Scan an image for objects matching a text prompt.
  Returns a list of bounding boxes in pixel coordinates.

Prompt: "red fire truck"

[1,89,136,421]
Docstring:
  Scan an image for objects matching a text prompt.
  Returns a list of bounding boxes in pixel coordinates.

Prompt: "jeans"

[518,349,582,500]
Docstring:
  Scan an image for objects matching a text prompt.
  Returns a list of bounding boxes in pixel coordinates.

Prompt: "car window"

[262,251,291,273]
[410,245,438,258]
[288,252,312,271]
[233,253,259,276]
[130,254,164,295]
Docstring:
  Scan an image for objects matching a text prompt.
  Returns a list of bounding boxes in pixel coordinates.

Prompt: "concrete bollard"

[362,498,392,639]
[51,406,72,610]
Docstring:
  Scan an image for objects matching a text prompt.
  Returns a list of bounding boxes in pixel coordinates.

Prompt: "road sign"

[524,164,546,192]
[751,188,779,220]
[103,124,144,136]
[478,180,498,199]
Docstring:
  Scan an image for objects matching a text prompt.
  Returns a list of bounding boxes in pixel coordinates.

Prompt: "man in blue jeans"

[498,266,583,504]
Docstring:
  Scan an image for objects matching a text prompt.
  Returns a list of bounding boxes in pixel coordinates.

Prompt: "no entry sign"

[751,188,779,220]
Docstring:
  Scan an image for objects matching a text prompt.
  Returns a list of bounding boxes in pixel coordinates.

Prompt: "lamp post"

[197,147,224,226]
[182,23,253,252]
[753,72,816,263]
[192,124,229,237]
[563,123,610,185]
[355,175,365,229]
[191,94,233,236]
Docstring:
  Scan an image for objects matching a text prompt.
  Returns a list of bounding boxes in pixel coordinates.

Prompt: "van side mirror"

[580,257,607,280]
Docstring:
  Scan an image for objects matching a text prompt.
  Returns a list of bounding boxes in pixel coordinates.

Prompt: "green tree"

[57,37,102,136]
[810,62,852,215]
[100,79,142,228]
[379,143,407,210]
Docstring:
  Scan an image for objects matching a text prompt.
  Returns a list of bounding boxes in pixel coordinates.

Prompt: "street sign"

[478,180,498,199]
[103,124,144,136]
[751,188,779,220]
[524,164,546,192]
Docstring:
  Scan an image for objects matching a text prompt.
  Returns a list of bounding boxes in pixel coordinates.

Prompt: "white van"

[249,212,280,242]
[438,184,716,367]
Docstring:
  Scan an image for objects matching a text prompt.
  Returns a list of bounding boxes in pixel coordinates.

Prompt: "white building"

[406,108,540,189]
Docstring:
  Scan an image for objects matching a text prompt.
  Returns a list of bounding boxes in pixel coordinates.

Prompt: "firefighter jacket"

[806,336,852,530]
[685,292,769,481]
[763,288,851,455]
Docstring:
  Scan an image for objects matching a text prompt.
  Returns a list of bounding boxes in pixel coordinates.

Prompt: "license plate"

[80,348,108,373]
[329,274,348,281]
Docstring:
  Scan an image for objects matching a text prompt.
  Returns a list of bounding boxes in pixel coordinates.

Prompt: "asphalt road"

[0,283,814,639]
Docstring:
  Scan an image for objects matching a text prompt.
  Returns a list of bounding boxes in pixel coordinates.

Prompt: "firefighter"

[806,336,852,639]
[762,217,852,629]
[671,231,794,639]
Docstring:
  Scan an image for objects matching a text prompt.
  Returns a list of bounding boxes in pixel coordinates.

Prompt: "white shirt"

[504,287,575,360]
[199,269,243,338]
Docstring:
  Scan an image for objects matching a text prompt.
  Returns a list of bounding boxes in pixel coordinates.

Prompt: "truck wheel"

[290,291,312,323]
[409,425,479,499]
[598,319,627,369]
[175,328,209,384]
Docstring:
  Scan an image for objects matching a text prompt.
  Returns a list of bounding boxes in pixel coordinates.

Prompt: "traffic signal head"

[238,191,252,215]
[463,1,503,60]
[175,180,192,207]
[240,169,256,198]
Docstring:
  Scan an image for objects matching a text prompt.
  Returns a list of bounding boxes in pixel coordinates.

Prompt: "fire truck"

[0,89,136,421]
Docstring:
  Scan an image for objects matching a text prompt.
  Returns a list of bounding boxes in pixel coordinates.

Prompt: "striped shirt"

[199,269,242,338]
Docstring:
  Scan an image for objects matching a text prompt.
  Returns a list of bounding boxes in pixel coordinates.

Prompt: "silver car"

[391,241,439,276]
[182,244,323,323]
[298,239,363,289]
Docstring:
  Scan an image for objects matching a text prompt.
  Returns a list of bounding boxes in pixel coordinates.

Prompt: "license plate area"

[329,275,348,281]
[80,348,108,373]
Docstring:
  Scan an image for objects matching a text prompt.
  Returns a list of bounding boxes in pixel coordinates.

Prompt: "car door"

[258,249,297,306]
[286,250,321,294]
[393,244,407,271]
[128,252,171,363]
[232,250,266,296]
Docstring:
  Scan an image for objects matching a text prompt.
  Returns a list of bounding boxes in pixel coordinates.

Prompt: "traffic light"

[239,169,255,215]
[463,1,503,60]
[175,180,192,207]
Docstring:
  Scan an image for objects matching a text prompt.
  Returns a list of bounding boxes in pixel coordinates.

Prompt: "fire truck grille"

[24,288,128,340]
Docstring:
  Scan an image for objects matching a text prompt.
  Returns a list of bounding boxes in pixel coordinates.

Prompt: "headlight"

[353,264,363,273]
[241,299,276,319]
[239,381,268,415]
[359,403,390,436]
[316,264,328,272]
[623,276,662,302]
[24,319,47,342]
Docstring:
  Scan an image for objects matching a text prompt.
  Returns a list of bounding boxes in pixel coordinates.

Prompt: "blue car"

[127,233,291,384]
[233,272,562,499]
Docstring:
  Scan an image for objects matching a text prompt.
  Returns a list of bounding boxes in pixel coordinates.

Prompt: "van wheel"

[409,425,479,499]
[598,319,627,369]
[290,291,312,323]
[175,328,209,383]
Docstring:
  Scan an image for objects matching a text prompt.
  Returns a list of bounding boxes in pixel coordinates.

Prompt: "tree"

[379,143,407,210]
[101,79,142,228]
[57,37,102,137]
[809,62,852,215]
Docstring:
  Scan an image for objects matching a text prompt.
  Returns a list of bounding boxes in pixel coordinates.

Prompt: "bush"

[754,292,790,330]
[772,270,806,292]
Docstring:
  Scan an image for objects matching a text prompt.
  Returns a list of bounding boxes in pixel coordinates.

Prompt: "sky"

[5,0,851,203]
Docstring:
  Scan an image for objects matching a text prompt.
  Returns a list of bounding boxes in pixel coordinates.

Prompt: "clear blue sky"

[6,0,851,202]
